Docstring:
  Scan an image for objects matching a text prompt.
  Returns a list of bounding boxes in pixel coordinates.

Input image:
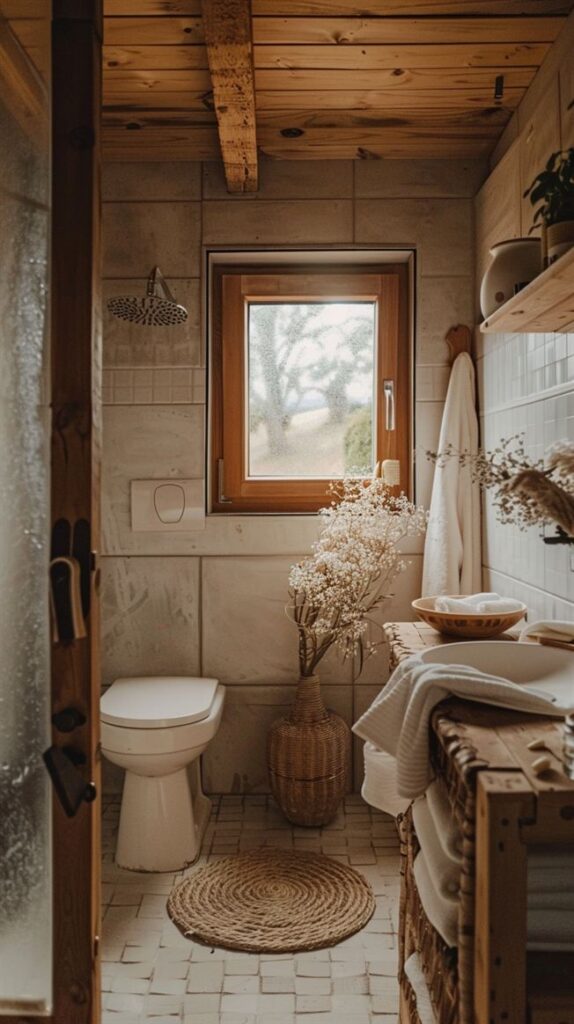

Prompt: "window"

[210,262,410,513]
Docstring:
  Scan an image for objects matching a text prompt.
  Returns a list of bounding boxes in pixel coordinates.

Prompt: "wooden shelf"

[480,246,574,334]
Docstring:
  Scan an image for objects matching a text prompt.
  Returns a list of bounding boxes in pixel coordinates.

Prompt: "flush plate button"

[154,483,185,524]
[131,479,205,531]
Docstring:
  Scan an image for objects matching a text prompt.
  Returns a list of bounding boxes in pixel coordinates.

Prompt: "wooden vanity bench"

[384,622,574,1024]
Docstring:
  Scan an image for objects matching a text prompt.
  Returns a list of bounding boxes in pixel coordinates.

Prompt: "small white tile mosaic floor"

[101,794,401,1024]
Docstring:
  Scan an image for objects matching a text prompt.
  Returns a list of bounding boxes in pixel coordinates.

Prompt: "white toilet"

[100,675,225,872]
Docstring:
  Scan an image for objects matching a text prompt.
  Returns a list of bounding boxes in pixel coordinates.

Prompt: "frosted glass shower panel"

[0,5,52,1014]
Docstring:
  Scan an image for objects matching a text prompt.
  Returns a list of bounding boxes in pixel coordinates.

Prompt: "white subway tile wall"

[101,158,479,794]
[477,330,574,619]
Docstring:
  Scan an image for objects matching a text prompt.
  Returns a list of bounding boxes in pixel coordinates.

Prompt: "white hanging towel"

[421,351,481,596]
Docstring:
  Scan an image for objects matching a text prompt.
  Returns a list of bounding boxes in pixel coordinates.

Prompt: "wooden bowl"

[411,596,527,639]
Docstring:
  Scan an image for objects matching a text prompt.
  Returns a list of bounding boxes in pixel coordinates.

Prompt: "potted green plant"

[524,148,574,264]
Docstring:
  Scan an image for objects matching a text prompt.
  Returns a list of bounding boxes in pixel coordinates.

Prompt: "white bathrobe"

[421,351,481,596]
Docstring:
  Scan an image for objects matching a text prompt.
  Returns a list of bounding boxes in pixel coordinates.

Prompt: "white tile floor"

[101,793,401,1024]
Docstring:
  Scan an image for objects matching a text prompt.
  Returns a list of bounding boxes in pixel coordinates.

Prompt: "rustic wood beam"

[201,0,258,193]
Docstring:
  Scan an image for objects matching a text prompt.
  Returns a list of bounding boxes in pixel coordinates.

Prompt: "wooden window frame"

[210,262,411,514]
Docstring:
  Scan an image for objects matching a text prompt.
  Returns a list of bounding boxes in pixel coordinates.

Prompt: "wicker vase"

[267,675,352,827]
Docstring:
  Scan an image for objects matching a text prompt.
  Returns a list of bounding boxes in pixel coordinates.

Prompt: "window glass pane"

[247,302,376,478]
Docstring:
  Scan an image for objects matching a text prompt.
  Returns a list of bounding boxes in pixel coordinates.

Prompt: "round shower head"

[107,266,188,327]
[107,293,188,326]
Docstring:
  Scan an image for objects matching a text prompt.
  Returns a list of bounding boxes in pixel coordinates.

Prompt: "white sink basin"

[419,641,574,712]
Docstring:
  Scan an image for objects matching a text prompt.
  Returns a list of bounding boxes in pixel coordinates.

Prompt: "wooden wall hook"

[445,324,472,363]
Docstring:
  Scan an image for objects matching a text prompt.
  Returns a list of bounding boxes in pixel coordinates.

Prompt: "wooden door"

[49,3,103,1022]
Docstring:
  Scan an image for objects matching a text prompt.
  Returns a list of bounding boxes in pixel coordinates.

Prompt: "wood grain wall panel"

[519,79,561,234]
[475,139,521,303]
[560,58,574,147]
[489,10,574,169]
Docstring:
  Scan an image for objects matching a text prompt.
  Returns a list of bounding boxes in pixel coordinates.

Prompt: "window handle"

[383,379,395,432]
[217,459,232,504]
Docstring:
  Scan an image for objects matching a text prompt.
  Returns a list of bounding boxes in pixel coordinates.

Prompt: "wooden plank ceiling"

[5,0,574,190]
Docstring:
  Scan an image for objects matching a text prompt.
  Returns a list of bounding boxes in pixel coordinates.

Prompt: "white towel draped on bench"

[353,654,561,799]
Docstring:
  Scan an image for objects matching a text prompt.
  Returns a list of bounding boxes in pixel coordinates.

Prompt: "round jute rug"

[167,848,375,953]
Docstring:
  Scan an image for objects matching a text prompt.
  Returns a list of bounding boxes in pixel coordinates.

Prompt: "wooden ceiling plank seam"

[251,16,566,46]
[101,107,513,128]
[101,1,574,13]
[254,88,527,110]
[100,14,566,47]
[249,1,574,14]
[252,42,552,71]
[103,16,204,45]
[101,42,553,73]
[201,0,258,192]
[252,67,538,89]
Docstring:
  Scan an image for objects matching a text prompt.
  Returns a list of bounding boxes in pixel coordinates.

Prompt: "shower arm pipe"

[147,266,178,305]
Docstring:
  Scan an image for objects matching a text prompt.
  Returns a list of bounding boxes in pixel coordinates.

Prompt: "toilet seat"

[101,675,219,729]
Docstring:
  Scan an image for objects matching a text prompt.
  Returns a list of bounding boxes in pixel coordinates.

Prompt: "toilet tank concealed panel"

[100,676,220,728]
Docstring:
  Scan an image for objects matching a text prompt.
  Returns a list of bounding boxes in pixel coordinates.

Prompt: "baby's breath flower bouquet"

[269,478,426,827]
[287,478,428,679]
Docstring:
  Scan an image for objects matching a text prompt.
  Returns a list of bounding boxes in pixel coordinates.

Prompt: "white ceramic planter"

[480,238,541,319]
[547,220,574,264]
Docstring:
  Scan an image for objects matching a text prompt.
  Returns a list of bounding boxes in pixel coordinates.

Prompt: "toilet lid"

[100,676,219,729]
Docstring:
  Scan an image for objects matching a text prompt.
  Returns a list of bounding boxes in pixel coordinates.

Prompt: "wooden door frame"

[50,3,102,1022]
[6,4,103,1022]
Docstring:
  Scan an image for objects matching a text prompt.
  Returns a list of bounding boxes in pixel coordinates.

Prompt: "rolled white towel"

[404,954,437,1024]
[415,849,574,952]
[528,909,574,950]
[529,890,574,912]
[361,743,410,818]
[475,598,524,614]
[435,592,498,613]
[413,794,461,896]
[520,619,574,644]
[435,593,523,614]
[426,779,463,860]
[413,852,458,948]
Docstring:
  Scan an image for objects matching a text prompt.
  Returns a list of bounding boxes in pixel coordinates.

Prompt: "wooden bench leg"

[474,772,535,1024]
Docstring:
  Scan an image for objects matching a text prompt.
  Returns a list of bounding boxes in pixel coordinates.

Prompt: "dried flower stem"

[427,435,574,537]
[287,479,427,678]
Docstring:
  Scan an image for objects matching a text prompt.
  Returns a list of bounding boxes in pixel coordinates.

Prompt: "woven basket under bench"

[385,622,574,1024]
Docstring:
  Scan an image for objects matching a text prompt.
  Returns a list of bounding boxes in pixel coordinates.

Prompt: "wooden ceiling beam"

[201,0,258,193]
